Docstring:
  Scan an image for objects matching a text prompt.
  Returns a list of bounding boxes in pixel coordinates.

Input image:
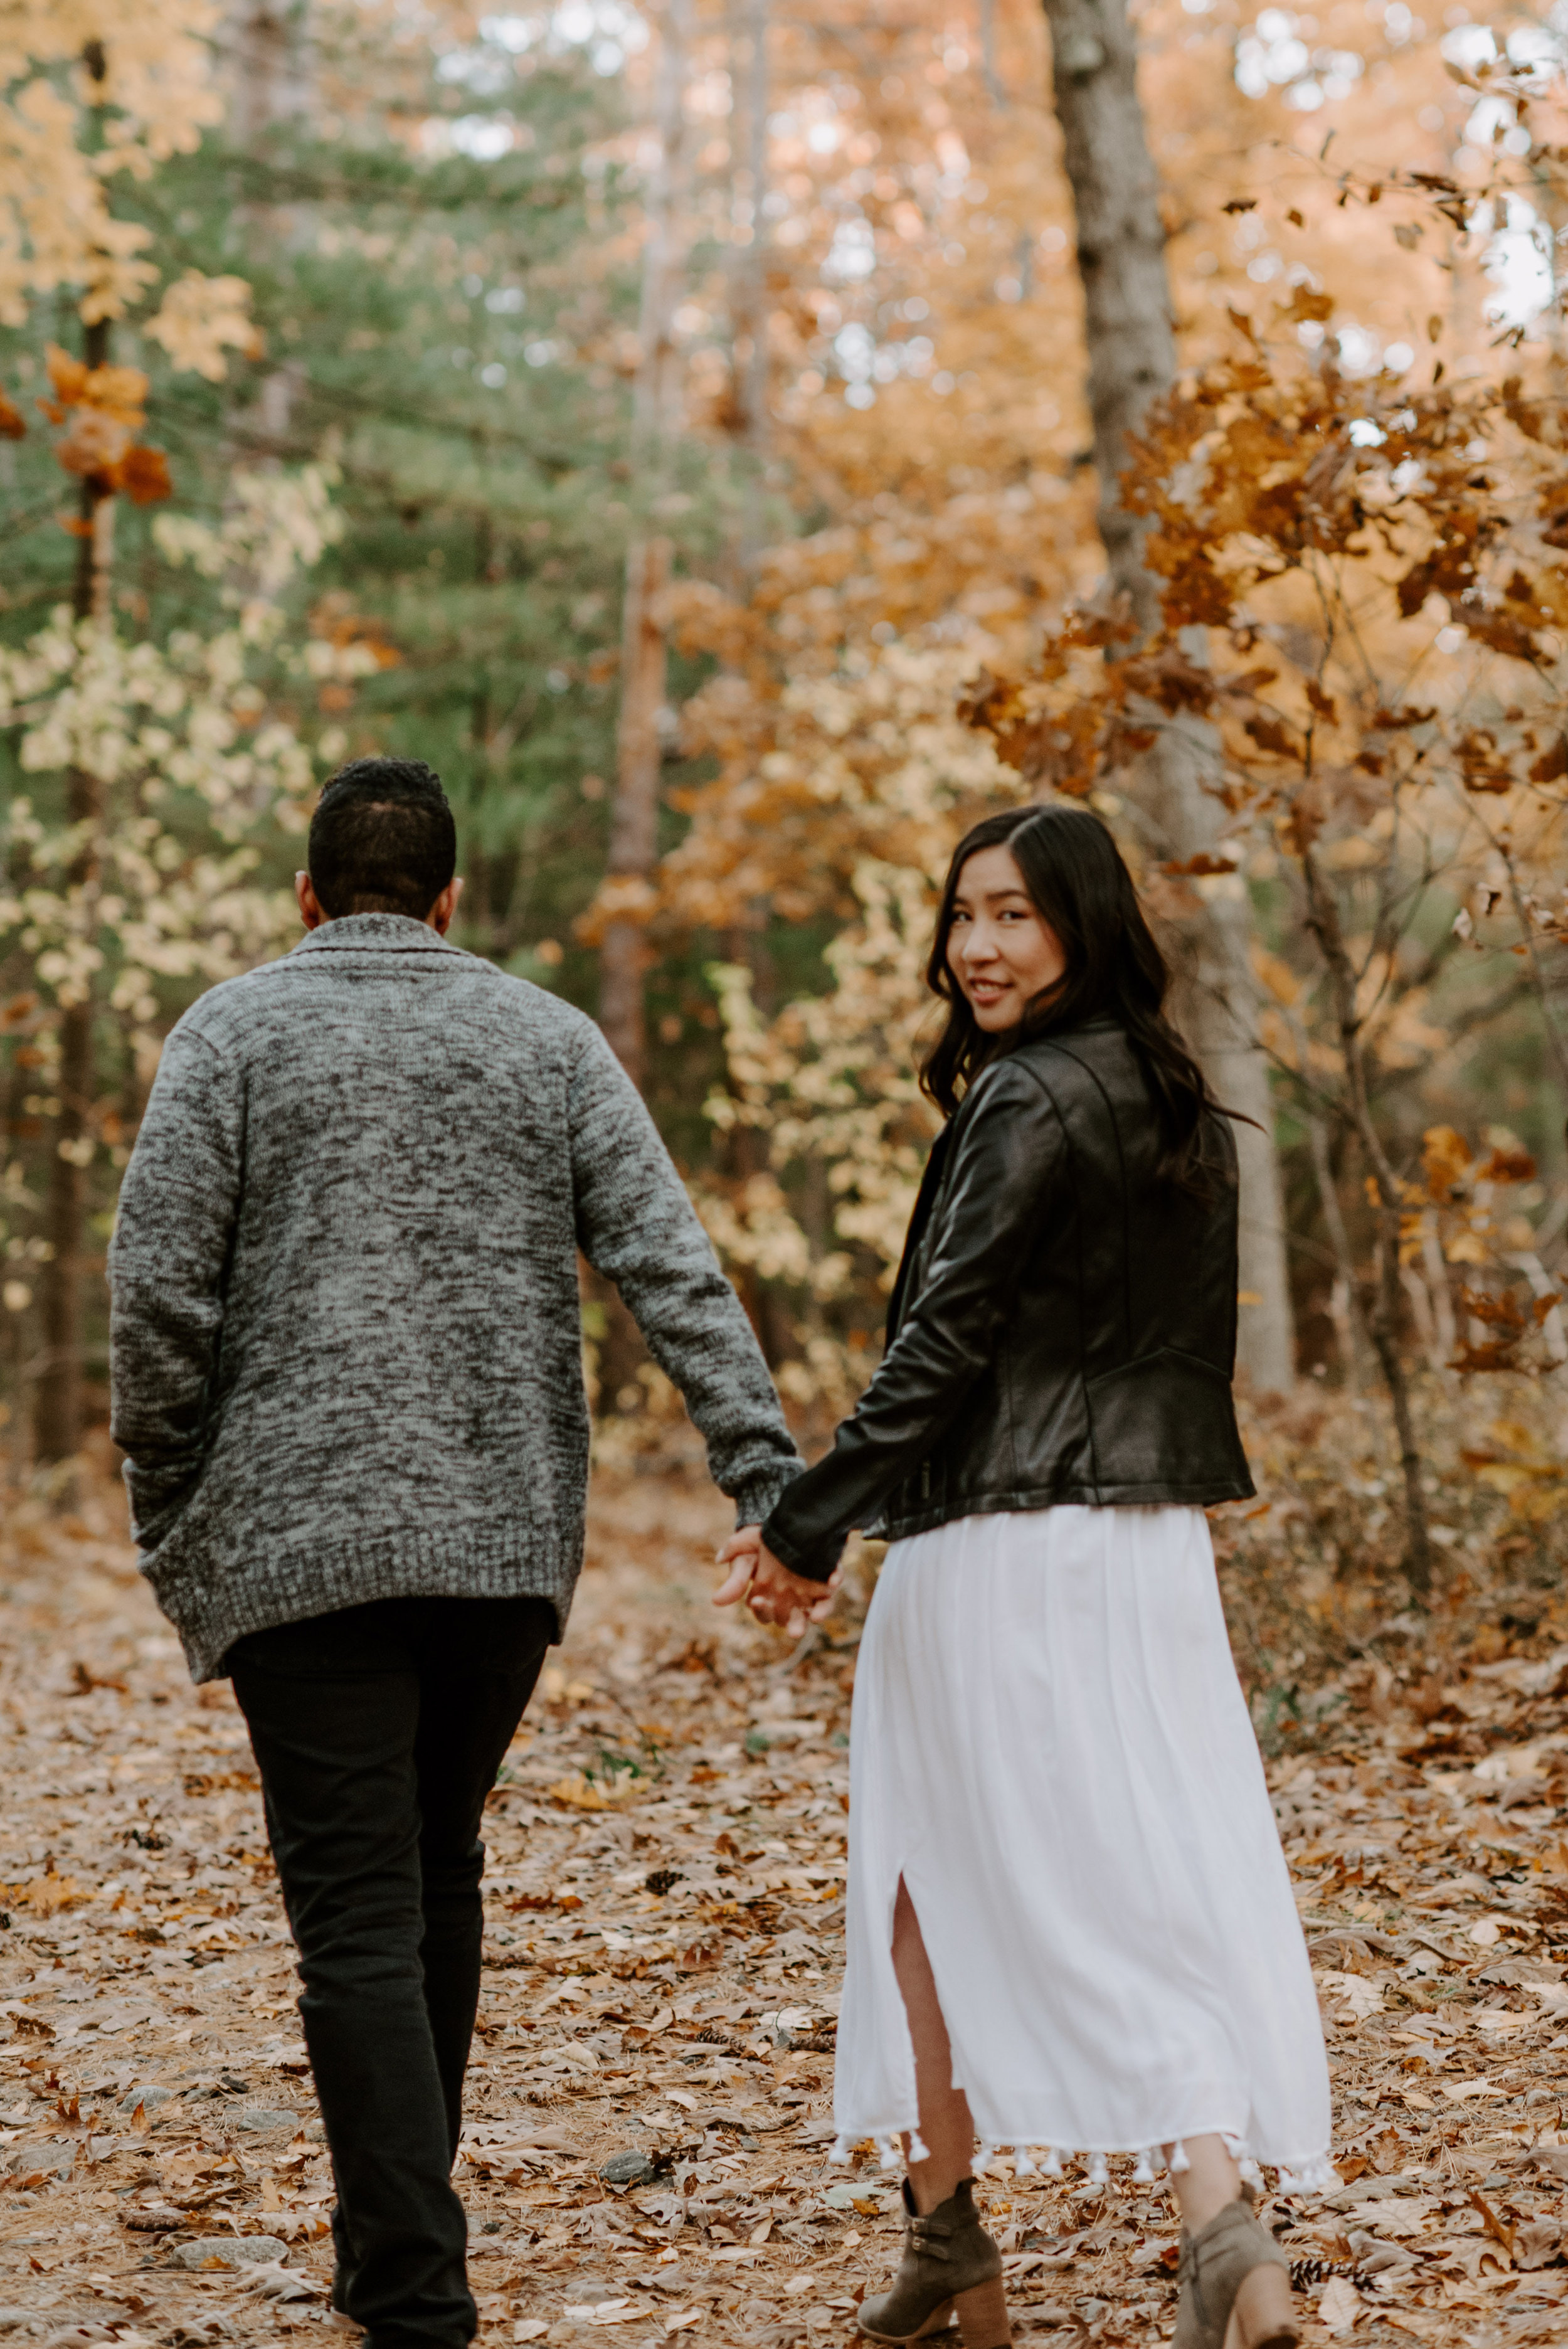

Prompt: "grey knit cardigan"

[107,915,802,1681]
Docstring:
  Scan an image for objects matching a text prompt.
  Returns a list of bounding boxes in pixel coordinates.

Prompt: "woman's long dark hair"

[919,802,1231,1196]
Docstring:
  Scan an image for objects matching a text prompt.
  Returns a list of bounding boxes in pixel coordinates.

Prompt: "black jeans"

[228,1594,554,2349]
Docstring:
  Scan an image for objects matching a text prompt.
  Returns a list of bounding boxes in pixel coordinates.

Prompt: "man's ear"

[428,876,464,936]
[295,872,329,930]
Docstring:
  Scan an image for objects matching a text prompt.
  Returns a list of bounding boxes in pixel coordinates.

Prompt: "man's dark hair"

[308,758,457,921]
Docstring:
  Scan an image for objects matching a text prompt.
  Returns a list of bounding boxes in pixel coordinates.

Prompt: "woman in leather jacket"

[716,805,1330,2349]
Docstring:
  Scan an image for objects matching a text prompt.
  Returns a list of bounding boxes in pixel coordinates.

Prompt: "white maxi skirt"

[832,1506,1333,2187]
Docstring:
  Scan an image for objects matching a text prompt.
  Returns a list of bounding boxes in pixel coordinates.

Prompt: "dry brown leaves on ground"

[0,1455,1567,2349]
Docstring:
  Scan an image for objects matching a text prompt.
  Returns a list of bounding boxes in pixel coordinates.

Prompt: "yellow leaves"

[43,345,147,424]
[1422,1125,1472,1201]
[144,271,258,381]
[0,389,24,440]
[1252,947,1300,1008]
[1221,413,1296,475]
[546,1774,641,1812]
[38,344,171,502]
[1256,1005,1299,1071]
[3,1866,88,1915]
[696,1173,818,1288]
[578,875,659,945]
[0,3,225,327]
[1319,834,1382,871]
[1423,1126,1537,1253]
[1462,1421,1566,1517]
[1444,1230,1490,1266]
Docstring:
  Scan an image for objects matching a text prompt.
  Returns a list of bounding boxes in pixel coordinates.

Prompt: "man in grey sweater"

[108,757,802,2349]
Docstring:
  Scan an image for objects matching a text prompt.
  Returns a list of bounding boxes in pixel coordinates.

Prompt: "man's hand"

[714,1525,839,1635]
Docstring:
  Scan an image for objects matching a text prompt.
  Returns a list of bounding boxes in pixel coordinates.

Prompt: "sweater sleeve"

[108,1021,245,1549]
[567,1021,801,1524]
[760,1059,1068,1582]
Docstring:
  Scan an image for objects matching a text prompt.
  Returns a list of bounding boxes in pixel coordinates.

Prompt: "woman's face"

[946,843,1068,1032]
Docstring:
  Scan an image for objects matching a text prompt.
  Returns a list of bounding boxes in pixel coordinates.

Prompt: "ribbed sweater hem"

[144,1524,583,1685]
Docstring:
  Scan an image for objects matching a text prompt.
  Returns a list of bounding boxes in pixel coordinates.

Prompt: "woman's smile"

[946,842,1068,1032]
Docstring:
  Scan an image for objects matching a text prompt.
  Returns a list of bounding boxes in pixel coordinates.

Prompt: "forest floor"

[0,1451,1566,2349]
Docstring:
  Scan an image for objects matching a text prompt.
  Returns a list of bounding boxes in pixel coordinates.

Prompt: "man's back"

[109,756,802,2349]
[110,912,798,1682]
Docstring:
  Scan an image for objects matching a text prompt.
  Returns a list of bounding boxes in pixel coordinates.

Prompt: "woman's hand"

[714,1526,840,1634]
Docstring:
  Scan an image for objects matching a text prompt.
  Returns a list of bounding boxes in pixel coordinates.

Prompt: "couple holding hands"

[110,758,1329,2349]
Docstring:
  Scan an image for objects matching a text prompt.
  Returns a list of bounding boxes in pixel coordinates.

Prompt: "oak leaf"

[1478,1145,1535,1182]
[44,344,88,406]
[55,406,131,478]
[109,445,174,505]
[1242,711,1300,760]
[1421,1125,1472,1199]
[1162,852,1237,878]
[4,1870,88,1914]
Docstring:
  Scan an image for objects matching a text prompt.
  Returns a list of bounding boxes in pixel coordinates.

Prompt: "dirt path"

[0,1463,1565,2349]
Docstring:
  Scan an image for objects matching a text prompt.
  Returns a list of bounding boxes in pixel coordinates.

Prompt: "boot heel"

[858,2296,953,2343]
[953,2274,1011,2348]
[1231,2263,1298,2349]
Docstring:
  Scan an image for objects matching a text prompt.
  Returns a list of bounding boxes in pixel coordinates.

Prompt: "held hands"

[714,1525,840,1635]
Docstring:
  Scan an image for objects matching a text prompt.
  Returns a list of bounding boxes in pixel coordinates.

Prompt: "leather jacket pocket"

[1084,1347,1250,1492]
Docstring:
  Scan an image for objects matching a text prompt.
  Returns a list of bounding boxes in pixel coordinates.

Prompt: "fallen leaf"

[3,1873,88,1916]
[545,1776,638,1812]
[1319,2275,1363,2335]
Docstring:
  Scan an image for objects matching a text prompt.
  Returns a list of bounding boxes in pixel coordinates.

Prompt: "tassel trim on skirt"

[831,1506,1334,2185]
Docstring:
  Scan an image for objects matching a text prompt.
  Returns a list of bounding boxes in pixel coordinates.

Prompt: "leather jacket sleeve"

[761,1058,1066,1581]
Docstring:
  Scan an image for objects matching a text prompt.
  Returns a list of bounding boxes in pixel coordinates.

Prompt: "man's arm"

[567,1022,801,1522]
[108,1022,245,1547]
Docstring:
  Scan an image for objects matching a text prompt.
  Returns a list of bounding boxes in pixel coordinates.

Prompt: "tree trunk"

[228,0,312,460]
[1301,847,1431,1593]
[1038,0,1296,1391]
[34,289,110,1466]
[600,0,689,1084]
[227,0,312,145]
[601,534,672,1084]
[729,0,770,555]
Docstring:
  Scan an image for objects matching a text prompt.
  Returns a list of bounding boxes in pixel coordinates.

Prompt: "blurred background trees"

[3,0,1568,1594]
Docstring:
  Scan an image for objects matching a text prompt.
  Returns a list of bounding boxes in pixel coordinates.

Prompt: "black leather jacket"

[761,1014,1256,1583]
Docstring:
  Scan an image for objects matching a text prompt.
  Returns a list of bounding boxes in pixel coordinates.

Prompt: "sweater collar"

[289,914,470,958]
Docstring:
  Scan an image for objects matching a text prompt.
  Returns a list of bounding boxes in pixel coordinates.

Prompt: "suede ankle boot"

[1174,2192,1298,2349]
[857,2177,1009,2346]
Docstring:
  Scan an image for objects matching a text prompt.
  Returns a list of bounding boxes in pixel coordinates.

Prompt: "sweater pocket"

[1083,1347,1246,1491]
